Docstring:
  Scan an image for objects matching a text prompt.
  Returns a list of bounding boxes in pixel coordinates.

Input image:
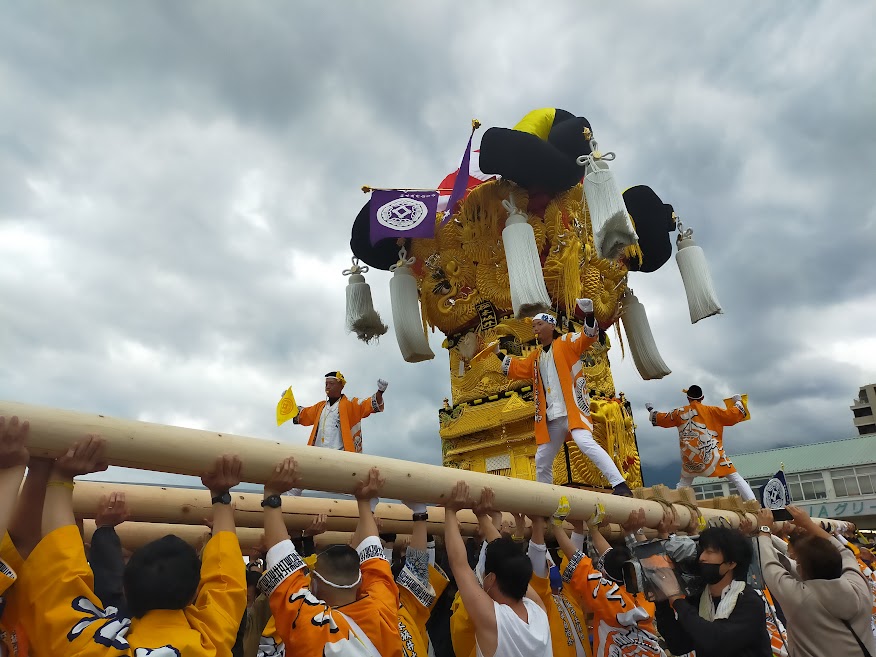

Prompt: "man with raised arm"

[495,301,632,496]
[552,503,666,657]
[293,372,388,454]
[21,435,247,656]
[444,481,551,657]
[647,384,755,500]
[258,458,402,656]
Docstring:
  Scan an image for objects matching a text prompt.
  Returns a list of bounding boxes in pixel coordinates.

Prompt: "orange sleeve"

[296,403,321,427]
[503,352,536,381]
[559,325,599,356]
[184,531,248,653]
[261,539,351,647]
[354,395,383,418]
[357,536,400,617]
[653,409,685,428]
[707,404,746,427]
[561,550,609,616]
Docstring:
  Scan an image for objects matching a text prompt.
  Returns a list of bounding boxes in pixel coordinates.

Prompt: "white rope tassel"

[578,143,638,260]
[675,223,723,324]
[501,194,552,318]
[390,252,434,363]
[343,259,388,344]
[620,289,671,380]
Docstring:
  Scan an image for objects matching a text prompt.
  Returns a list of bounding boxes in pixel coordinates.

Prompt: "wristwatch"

[261,495,283,509]
[212,491,232,505]
[412,512,429,522]
[759,525,772,534]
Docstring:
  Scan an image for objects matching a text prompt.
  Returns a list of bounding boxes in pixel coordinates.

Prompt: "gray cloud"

[1,1,874,492]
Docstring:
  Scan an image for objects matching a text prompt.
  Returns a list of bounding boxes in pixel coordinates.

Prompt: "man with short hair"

[647,385,755,500]
[259,459,403,656]
[21,435,247,656]
[293,371,387,454]
[653,525,772,657]
[755,505,876,656]
[444,481,551,657]
[496,299,633,496]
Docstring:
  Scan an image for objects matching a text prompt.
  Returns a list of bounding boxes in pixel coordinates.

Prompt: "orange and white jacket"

[397,559,449,657]
[19,525,246,656]
[562,550,665,657]
[502,322,599,445]
[260,535,403,657]
[650,400,746,478]
[297,394,383,453]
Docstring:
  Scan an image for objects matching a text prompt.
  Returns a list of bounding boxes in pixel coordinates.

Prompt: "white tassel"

[501,194,552,318]
[343,259,387,344]
[621,288,671,380]
[390,253,434,363]
[675,223,723,324]
[578,142,638,260]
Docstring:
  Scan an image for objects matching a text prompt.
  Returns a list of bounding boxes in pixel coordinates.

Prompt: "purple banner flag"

[440,129,475,226]
[369,189,438,245]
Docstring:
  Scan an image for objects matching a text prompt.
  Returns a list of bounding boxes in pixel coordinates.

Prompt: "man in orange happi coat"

[647,385,755,501]
[496,298,633,496]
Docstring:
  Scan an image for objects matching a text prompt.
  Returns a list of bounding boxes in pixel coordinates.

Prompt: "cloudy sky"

[1,1,873,492]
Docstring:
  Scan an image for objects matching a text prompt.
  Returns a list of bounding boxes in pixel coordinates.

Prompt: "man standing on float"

[496,298,633,496]
[293,371,388,454]
[646,385,755,501]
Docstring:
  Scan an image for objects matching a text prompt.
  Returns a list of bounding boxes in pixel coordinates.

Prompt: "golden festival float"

[345,108,723,492]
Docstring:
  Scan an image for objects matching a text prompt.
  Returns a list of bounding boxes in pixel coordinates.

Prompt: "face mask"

[699,562,726,585]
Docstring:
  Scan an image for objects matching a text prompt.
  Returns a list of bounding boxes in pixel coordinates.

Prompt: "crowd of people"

[1,413,875,657]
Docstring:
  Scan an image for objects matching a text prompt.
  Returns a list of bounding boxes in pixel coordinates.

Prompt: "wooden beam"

[0,401,844,532]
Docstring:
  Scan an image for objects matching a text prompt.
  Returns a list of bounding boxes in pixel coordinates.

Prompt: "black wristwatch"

[261,494,283,509]
[212,491,232,505]
[412,512,429,522]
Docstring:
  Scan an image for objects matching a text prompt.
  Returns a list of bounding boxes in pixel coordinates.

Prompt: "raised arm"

[44,434,108,536]
[263,457,300,549]
[0,416,30,549]
[90,492,130,614]
[444,481,499,655]
[200,454,242,536]
[352,466,383,547]
[7,454,52,559]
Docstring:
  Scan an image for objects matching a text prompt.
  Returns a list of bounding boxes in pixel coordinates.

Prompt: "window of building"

[486,453,512,478]
[747,477,770,493]
[853,407,874,418]
[694,482,726,500]
[786,472,827,501]
[830,468,860,498]
[860,389,870,403]
[858,424,876,436]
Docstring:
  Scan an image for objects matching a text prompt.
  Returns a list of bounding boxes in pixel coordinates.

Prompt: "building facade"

[852,384,876,436]
[690,432,876,529]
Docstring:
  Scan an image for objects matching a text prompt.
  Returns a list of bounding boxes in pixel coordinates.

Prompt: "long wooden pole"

[0,401,832,531]
[82,520,355,551]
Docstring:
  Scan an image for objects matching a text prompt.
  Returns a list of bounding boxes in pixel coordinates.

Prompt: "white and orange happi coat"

[650,400,747,478]
[502,322,599,445]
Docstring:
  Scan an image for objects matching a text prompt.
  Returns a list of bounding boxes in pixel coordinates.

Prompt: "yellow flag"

[276,387,299,426]
[724,394,751,422]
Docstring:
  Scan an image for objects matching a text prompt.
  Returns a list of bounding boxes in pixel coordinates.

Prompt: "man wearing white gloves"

[293,371,387,454]
[646,385,755,501]
[496,298,633,496]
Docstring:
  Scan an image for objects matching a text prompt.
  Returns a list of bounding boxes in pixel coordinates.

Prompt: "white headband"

[311,569,362,589]
[532,313,557,326]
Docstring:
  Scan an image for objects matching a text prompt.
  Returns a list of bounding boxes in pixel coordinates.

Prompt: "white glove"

[404,501,428,516]
[377,379,389,392]
[730,394,742,403]
[645,403,654,412]
[576,298,594,314]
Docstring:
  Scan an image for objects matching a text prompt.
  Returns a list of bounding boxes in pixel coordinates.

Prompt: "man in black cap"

[646,385,754,500]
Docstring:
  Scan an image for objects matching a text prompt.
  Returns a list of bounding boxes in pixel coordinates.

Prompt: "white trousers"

[677,471,755,501]
[536,416,626,487]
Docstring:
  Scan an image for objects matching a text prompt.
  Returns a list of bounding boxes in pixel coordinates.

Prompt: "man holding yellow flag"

[278,371,387,454]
